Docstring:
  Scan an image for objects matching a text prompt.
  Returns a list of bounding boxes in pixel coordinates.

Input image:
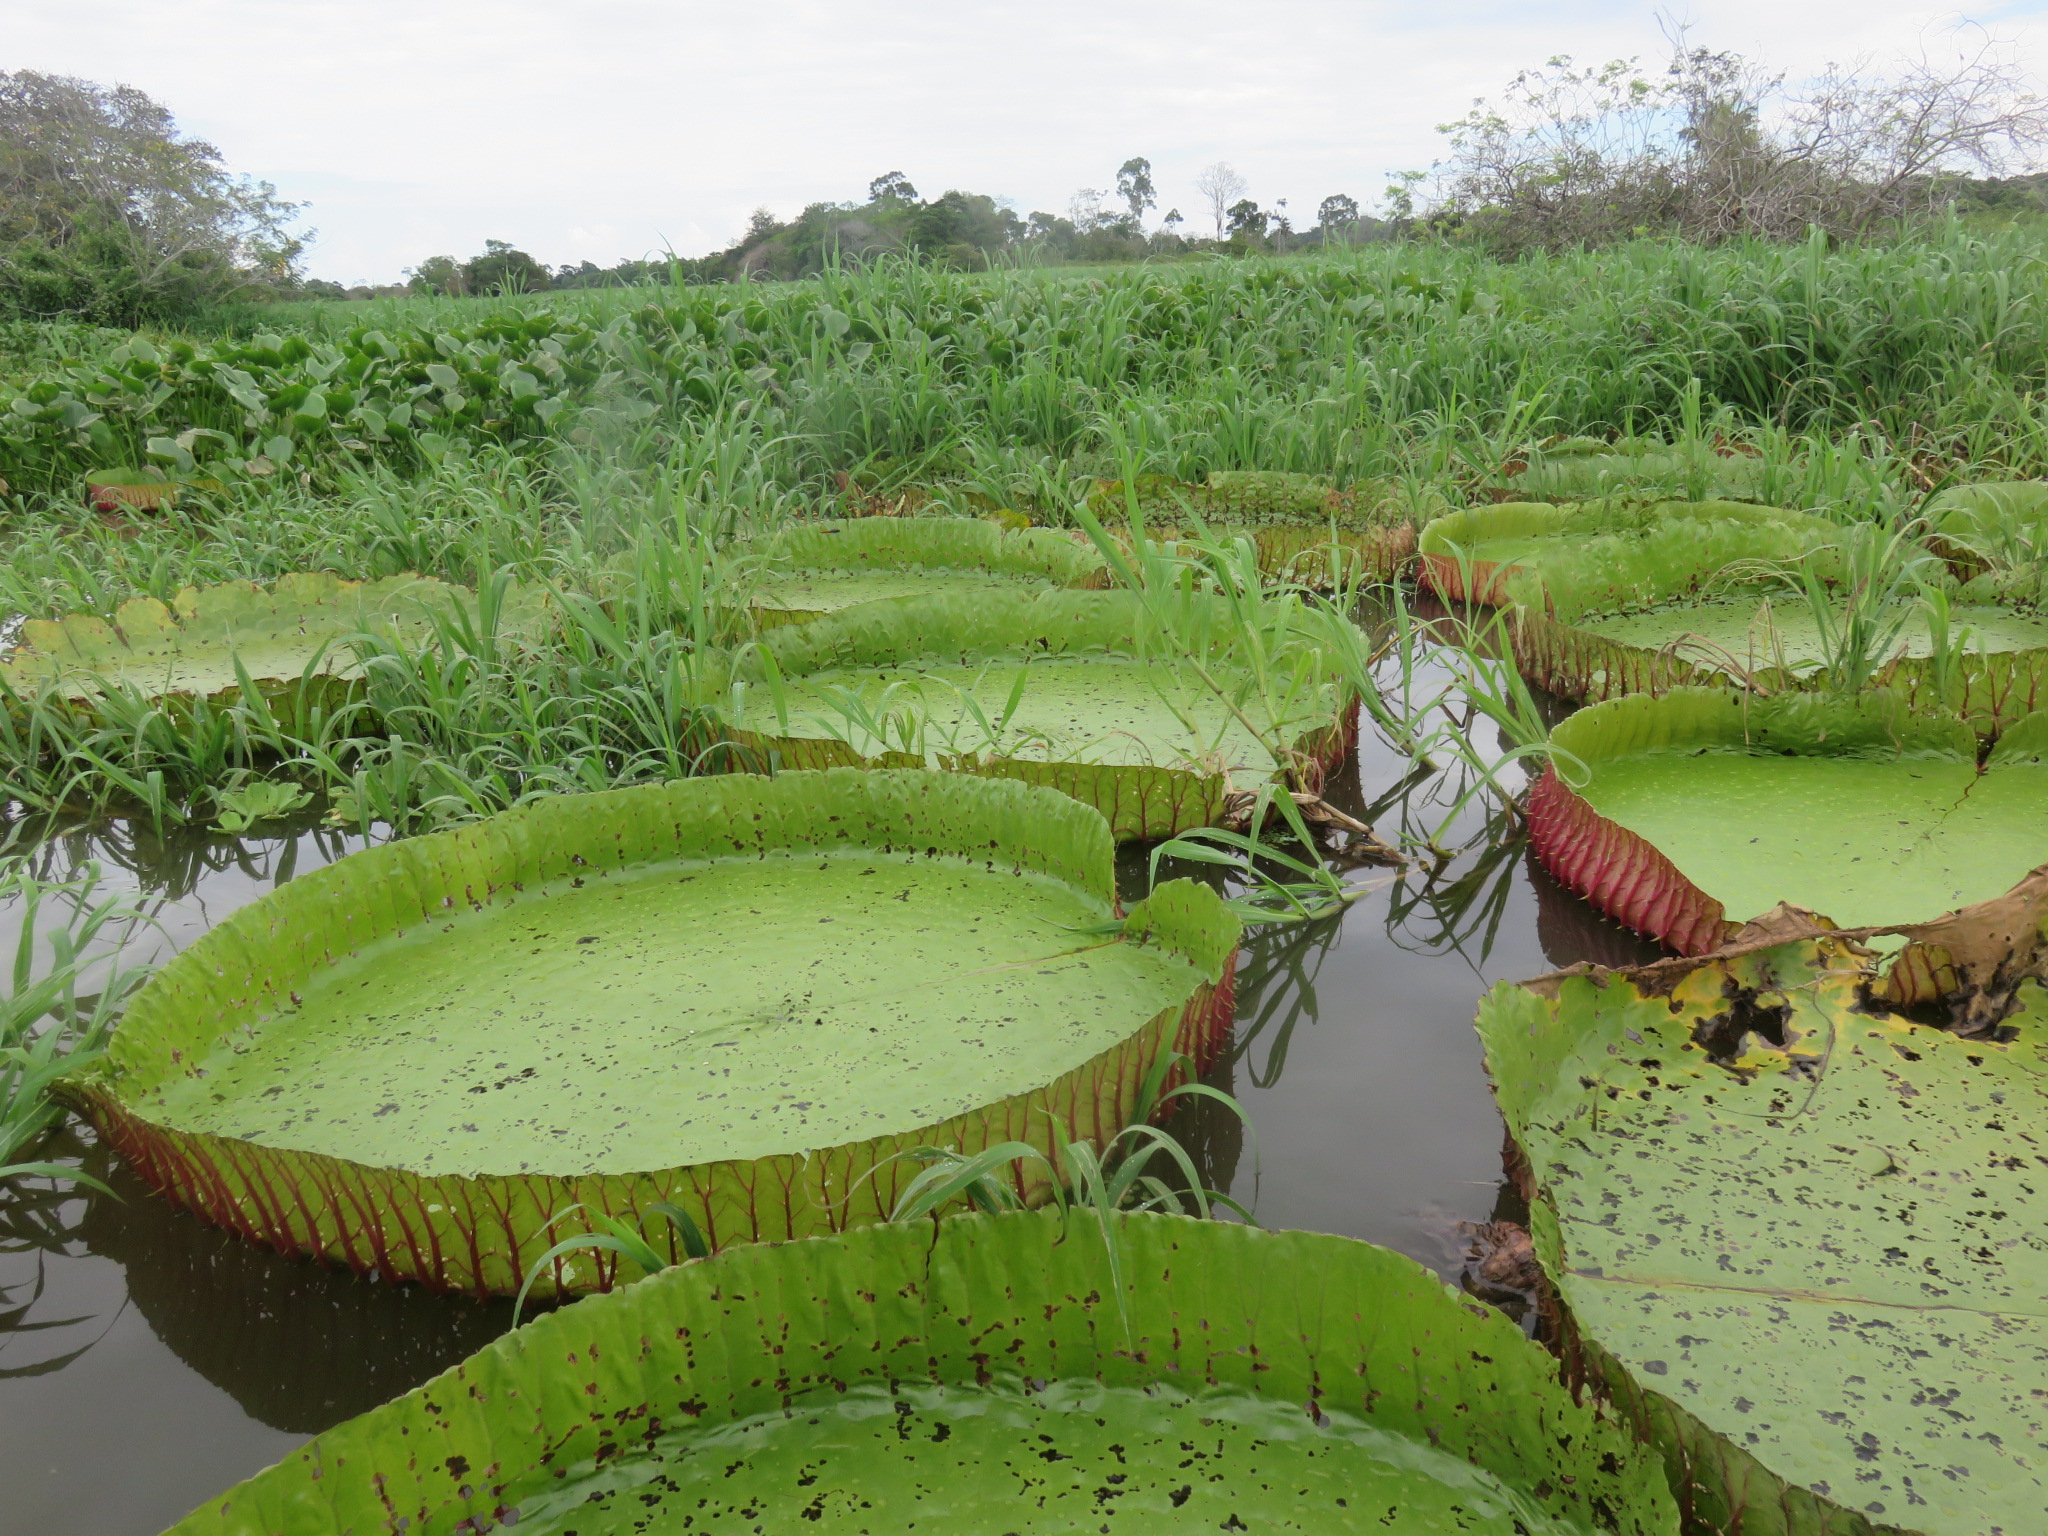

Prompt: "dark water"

[0,664,1660,1536]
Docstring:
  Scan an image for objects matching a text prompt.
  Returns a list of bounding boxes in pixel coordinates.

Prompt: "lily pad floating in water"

[1086,470,1421,585]
[62,769,1239,1295]
[712,589,1359,840]
[1417,498,1834,606]
[748,516,1108,625]
[1494,437,1782,504]
[1528,688,2048,953]
[1512,553,2048,740]
[0,571,533,722]
[1479,889,2048,1535]
[162,1210,1679,1536]
[1926,479,2048,576]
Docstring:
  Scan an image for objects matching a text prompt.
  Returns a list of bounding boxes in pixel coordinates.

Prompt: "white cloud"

[12,0,2047,280]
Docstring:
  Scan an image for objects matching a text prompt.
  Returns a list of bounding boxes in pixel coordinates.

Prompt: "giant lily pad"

[1528,688,2048,953]
[1498,438,1782,504]
[1927,480,2048,575]
[163,1210,1678,1536]
[0,572,529,719]
[1513,562,2048,740]
[1418,499,1834,606]
[1086,471,1420,586]
[711,589,1358,840]
[748,517,1107,625]
[62,769,1239,1295]
[1480,890,2048,1535]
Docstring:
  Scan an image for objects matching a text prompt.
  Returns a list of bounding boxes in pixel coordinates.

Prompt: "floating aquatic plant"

[1512,519,2048,737]
[1481,878,2048,1534]
[0,572,545,727]
[1528,688,2048,952]
[61,768,1239,1296]
[164,1210,1678,1536]
[746,515,1108,625]
[1417,497,1835,607]
[711,588,1359,841]
[1084,469,1421,586]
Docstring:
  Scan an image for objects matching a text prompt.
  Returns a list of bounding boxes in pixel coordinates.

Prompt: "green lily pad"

[1479,915,2048,1535]
[1927,481,2048,573]
[163,1211,1678,1536]
[1529,689,2048,952]
[0,572,527,715]
[64,769,1237,1294]
[749,517,1107,624]
[1580,596,2048,661]
[1085,471,1420,584]
[1516,591,2048,739]
[1503,439,1781,503]
[712,590,1357,840]
[1418,498,1835,606]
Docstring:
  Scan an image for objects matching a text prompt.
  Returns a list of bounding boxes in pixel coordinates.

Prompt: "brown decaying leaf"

[1522,862,2048,1035]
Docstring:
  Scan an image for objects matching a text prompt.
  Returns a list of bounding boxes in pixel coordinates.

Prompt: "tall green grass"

[9,224,2048,507]
[1,859,153,1180]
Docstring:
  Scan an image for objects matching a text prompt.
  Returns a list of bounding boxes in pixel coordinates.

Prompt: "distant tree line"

[392,158,1388,298]
[6,38,2044,323]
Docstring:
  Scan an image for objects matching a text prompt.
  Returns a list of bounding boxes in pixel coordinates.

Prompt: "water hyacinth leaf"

[62,769,1240,1295]
[1479,905,2048,1535]
[163,1211,1678,1536]
[711,589,1359,841]
[1529,689,2048,953]
[0,572,543,715]
[1417,498,1835,606]
[748,516,1108,624]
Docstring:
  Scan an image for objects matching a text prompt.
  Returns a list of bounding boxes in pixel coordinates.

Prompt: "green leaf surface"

[736,655,1319,781]
[137,845,1193,1175]
[1509,444,1780,502]
[714,589,1355,839]
[164,1211,1677,1536]
[1580,598,2048,668]
[1420,499,1835,608]
[1086,470,1409,529]
[1554,689,2048,930]
[1928,481,2048,564]
[0,572,526,704]
[1480,938,2048,1535]
[750,517,1106,621]
[71,770,1239,1293]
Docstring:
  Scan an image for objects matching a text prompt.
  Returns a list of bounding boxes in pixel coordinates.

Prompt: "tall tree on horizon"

[1193,161,1248,241]
[1115,156,1155,224]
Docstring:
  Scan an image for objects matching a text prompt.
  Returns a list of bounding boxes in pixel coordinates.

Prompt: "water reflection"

[81,1150,513,1433]
[0,1137,114,1384]
[0,811,374,967]
[1526,850,1667,972]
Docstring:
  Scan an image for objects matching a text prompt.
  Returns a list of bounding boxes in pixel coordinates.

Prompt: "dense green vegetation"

[10,223,2048,510]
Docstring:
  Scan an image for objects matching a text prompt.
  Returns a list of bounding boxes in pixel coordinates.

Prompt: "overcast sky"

[14,1,2048,283]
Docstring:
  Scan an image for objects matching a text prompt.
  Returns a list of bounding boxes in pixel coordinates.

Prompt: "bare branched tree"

[1427,33,2048,253]
[1194,161,1249,241]
[1066,187,1110,233]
